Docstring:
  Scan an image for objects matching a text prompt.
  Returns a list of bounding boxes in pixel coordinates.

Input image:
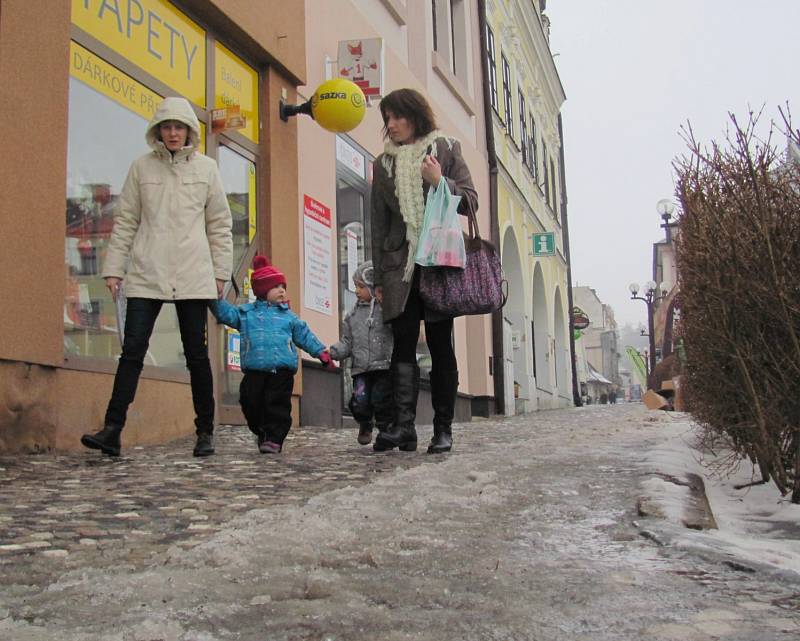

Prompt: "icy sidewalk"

[2,404,799,640]
[639,411,800,582]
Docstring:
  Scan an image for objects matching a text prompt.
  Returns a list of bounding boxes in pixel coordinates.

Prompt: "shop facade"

[0,0,307,452]
[297,0,496,428]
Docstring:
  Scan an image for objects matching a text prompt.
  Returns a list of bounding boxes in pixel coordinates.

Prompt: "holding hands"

[319,349,333,368]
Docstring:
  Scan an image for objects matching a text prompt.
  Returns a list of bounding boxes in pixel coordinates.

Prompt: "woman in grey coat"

[370,88,478,454]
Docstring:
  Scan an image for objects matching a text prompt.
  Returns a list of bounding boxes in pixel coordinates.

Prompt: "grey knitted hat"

[353,260,374,288]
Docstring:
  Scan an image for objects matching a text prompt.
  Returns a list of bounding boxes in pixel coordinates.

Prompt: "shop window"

[336,145,370,410]
[64,76,191,366]
[217,144,257,405]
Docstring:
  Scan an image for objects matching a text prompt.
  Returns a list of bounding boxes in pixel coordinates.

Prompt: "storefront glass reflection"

[64,78,188,370]
[217,145,256,404]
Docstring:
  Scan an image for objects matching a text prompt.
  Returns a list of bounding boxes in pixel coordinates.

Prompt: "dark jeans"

[391,271,456,370]
[349,370,393,428]
[105,298,215,434]
[239,369,294,444]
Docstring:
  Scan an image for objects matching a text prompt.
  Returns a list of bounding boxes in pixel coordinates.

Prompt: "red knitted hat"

[251,255,286,299]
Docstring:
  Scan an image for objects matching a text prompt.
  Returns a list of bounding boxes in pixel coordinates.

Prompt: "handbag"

[414,177,466,269]
[418,204,507,317]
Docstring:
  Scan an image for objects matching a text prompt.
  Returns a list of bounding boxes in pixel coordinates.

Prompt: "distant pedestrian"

[210,255,331,453]
[329,261,393,446]
[81,96,232,459]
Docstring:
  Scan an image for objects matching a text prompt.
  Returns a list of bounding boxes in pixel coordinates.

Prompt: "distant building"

[573,286,621,391]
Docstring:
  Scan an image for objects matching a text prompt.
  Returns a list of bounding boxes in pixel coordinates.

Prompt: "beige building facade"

[485,0,573,413]
[297,0,495,425]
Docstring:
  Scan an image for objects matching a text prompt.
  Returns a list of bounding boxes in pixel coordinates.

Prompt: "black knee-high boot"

[374,362,419,452]
[427,369,458,454]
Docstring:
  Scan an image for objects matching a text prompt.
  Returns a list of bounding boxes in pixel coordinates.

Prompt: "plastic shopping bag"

[414,177,466,268]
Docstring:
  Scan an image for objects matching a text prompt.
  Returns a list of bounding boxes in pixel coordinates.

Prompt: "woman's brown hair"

[379,88,438,140]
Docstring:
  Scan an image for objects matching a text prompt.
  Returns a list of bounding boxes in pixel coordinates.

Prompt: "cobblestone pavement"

[2,407,799,641]
[0,421,450,585]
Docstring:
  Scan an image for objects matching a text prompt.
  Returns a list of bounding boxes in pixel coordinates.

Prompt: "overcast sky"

[546,0,800,327]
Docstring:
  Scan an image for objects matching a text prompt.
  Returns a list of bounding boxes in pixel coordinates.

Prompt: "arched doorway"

[553,286,569,404]
[501,227,526,415]
[532,263,550,402]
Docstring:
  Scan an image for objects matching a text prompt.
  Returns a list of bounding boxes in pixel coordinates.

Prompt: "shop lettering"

[72,48,156,114]
[220,66,242,91]
[80,0,199,80]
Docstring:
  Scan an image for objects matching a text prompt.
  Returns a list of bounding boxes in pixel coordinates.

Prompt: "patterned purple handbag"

[418,209,506,316]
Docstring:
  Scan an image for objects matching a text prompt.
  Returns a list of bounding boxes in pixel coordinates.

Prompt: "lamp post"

[629,281,664,390]
[656,198,676,243]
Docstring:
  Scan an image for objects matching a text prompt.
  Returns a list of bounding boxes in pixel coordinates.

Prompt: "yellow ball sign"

[311,78,366,133]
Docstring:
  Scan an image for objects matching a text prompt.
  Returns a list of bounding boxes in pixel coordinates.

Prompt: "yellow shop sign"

[214,42,259,143]
[70,40,161,121]
[72,0,206,107]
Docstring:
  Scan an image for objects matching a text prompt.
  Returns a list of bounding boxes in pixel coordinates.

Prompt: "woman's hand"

[216,279,226,299]
[105,277,122,302]
[421,154,442,186]
[374,286,383,304]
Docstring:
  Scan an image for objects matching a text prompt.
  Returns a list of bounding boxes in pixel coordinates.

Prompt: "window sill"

[380,0,407,25]
[61,354,190,383]
[431,50,476,116]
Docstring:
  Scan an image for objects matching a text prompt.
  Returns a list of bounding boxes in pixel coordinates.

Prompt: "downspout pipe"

[477,0,505,415]
[558,113,582,407]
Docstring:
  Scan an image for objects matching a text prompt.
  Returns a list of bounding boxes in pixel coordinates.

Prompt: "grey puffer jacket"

[329,300,393,375]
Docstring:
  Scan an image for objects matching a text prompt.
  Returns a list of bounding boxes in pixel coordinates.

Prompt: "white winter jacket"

[103,97,233,300]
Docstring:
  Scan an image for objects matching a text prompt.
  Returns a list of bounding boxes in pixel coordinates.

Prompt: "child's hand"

[319,350,332,368]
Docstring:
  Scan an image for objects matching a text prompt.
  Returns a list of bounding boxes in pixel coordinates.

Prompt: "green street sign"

[532,232,555,256]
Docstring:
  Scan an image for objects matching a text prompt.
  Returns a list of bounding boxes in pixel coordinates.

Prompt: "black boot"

[427,369,458,454]
[193,432,215,457]
[374,363,419,452]
[81,424,123,457]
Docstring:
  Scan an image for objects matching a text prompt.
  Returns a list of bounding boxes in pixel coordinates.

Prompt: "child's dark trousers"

[239,369,294,445]
[349,370,393,428]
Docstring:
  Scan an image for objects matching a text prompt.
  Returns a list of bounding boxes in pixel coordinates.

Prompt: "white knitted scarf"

[381,130,450,281]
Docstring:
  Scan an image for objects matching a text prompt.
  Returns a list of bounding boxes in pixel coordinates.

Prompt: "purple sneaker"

[259,440,282,454]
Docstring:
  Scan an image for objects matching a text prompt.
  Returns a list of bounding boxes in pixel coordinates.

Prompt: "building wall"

[487,0,570,411]
[0,0,307,452]
[573,286,620,386]
[298,0,494,420]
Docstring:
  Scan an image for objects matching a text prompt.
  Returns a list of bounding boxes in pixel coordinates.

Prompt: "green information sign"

[532,232,555,256]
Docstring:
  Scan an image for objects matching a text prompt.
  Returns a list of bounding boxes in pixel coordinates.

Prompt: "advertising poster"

[227,328,241,371]
[346,228,358,292]
[303,195,333,315]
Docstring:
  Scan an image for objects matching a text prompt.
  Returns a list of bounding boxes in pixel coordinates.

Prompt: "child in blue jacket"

[211,255,331,453]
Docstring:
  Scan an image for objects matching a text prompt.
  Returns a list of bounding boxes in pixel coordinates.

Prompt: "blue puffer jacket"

[211,299,326,373]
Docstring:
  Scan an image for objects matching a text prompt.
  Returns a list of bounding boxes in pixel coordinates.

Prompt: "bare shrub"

[673,109,800,501]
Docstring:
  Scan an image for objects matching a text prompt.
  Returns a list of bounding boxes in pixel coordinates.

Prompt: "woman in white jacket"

[81,97,233,458]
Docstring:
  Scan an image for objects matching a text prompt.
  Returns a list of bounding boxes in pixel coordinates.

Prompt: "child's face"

[267,283,287,304]
[355,281,372,302]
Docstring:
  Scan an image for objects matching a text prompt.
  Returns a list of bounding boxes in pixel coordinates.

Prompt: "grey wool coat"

[329,300,393,375]
[370,136,479,322]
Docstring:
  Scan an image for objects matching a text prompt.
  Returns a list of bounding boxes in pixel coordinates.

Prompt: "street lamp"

[629,281,665,390]
[656,198,676,243]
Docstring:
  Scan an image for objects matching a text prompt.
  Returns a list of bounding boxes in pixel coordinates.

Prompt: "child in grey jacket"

[329,261,393,445]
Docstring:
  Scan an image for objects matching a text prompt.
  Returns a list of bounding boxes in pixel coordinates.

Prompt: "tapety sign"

[72,0,206,107]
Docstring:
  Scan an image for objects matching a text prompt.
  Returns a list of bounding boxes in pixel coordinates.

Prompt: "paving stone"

[0,423,447,583]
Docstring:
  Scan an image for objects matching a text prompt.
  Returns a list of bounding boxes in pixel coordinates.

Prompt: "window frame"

[486,24,499,114]
[518,90,528,166]
[501,54,513,138]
